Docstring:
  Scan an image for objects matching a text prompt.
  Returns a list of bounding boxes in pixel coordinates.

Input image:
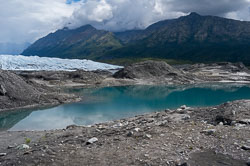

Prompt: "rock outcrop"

[113,61,250,84]
[1,60,250,110]
[182,62,250,82]
[18,70,105,85]
[0,70,78,111]
[113,60,195,84]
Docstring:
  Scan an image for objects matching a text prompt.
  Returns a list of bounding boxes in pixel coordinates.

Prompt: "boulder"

[17,144,30,150]
[241,145,250,151]
[86,137,98,145]
[0,84,7,96]
[201,129,216,136]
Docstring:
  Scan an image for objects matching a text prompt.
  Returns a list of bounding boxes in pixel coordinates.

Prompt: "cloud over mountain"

[68,0,250,31]
[0,0,250,43]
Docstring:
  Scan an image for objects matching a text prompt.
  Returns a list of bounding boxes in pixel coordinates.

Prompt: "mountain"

[0,42,30,55]
[23,13,250,65]
[106,12,250,65]
[22,25,122,59]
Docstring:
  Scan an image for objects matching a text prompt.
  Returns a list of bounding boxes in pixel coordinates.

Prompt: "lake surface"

[1,84,250,131]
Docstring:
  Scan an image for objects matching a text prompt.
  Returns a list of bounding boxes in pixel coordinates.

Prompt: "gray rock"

[46,149,56,155]
[168,114,191,122]
[87,137,98,145]
[177,108,183,112]
[127,131,134,137]
[7,145,15,149]
[0,153,7,157]
[66,125,78,130]
[180,105,187,110]
[177,162,188,166]
[155,120,168,126]
[201,129,216,136]
[134,128,140,132]
[112,123,123,128]
[241,145,250,151]
[145,134,152,139]
[239,119,250,125]
[182,115,191,120]
[187,151,247,166]
[231,121,236,126]
[17,144,30,150]
[0,84,7,96]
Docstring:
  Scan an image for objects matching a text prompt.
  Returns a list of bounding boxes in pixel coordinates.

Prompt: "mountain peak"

[82,24,95,29]
[61,24,96,32]
[188,12,201,17]
[75,24,96,31]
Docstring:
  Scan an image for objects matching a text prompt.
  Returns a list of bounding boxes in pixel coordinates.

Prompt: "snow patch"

[0,55,123,71]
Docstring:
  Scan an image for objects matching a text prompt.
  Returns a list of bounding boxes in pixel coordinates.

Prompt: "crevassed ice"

[0,55,123,71]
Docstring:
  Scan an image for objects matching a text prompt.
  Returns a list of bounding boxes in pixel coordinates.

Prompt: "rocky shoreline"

[0,100,249,165]
[0,60,250,165]
[2,61,249,112]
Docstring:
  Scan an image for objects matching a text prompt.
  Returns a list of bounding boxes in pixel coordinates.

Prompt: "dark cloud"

[0,0,250,44]
[67,0,250,31]
[170,0,249,16]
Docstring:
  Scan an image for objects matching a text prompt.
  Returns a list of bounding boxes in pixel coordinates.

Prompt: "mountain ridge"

[22,24,122,59]
[22,13,250,65]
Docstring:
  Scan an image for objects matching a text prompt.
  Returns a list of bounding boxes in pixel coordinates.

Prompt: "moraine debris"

[86,137,98,145]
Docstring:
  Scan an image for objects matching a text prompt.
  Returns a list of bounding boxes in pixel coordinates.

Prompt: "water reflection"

[0,109,32,131]
[1,84,250,131]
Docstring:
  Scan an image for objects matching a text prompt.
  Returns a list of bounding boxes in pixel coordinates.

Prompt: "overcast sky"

[1,0,250,44]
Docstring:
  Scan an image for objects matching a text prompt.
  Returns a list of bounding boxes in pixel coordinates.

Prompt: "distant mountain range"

[0,42,30,55]
[22,12,250,65]
[22,25,122,60]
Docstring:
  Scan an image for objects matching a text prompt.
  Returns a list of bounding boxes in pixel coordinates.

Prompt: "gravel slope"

[0,100,249,166]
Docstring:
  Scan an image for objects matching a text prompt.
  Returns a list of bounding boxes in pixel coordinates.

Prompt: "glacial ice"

[0,55,122,71]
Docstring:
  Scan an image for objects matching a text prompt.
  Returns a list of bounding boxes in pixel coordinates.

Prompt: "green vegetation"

[25,137,31,144]
[23,25,123,60]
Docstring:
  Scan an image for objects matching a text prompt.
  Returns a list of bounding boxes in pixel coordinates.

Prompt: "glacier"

[0,55,123,71]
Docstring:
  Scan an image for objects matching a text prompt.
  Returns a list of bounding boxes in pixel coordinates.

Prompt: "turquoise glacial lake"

[1,84,250,131]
